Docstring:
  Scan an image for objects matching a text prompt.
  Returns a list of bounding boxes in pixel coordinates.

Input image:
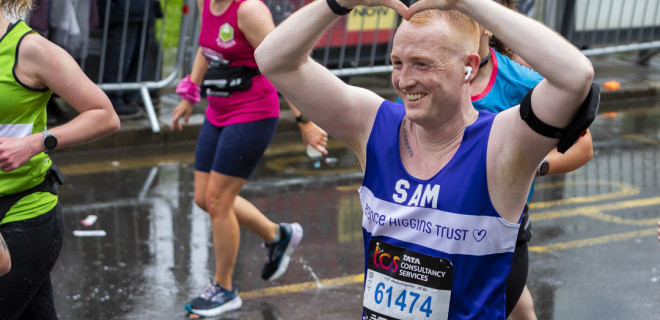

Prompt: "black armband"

[520,83,600,153]
[326,0,352,15]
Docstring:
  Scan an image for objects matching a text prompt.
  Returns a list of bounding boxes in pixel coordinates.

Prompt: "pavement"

[53,52,660,154]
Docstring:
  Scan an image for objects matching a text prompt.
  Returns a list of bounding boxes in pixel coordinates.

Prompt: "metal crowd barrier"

[73,0,659,133]
[537,0,660,59]
[266,0,402,77]
[81,0,198,133]
[264,0,660,77]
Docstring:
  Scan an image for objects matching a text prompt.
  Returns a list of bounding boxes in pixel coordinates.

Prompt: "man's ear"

[464,52,481,82]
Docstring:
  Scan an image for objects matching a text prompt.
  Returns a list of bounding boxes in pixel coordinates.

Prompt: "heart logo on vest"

[473,229,487,242]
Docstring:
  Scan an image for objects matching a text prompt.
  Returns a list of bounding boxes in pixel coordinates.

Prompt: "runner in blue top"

[256,0,596,318]
[392,3,593,316]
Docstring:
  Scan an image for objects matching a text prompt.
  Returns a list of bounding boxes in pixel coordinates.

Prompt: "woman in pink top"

[171,0,328,316]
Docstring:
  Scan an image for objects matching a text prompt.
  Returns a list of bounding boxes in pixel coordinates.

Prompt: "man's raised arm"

[255,0,406,161]
[459,0,594,146]
[405,0,594,219]
[415,0,594,131]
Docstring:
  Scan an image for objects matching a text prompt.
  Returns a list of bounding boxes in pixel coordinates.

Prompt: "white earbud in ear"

[464,66,473,80]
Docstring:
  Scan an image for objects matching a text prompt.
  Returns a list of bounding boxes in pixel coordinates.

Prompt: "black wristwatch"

[536,159,549,176]
[42,130,57,154]
[295,114,309,124]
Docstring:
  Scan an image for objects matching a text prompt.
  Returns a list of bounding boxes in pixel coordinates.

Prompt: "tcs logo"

[373,243,400,273]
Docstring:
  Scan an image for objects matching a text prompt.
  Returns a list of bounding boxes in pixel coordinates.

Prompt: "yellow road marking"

[529,228,657,253]
[529,180,639,210]
[583,210,660,226]
[240,273,364,299]
[531,196,660,222]
[57,140,351,176]
[624,134,659,145]
[57,153,194,175]
[265,154,360,175]
[264,139,360,175]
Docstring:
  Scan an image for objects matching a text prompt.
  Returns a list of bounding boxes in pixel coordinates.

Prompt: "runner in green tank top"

[0,1,120,318]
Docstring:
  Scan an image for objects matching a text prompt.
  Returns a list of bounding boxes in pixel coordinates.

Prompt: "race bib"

[363,240,453,320]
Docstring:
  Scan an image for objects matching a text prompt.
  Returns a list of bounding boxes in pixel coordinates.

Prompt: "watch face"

[539,161,549,176]
[44,135,57,149]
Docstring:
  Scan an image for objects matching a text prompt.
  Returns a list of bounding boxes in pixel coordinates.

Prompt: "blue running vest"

[359,101,520,319]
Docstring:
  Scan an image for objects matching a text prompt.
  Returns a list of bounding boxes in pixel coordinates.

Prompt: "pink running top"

[199,0,279,126]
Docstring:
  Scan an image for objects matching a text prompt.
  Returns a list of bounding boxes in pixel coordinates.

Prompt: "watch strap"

[295,115,309,123]
[326,0,352,16]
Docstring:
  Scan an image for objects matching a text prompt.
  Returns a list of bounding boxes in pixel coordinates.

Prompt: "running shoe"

[261,222,303,281]
[186,282,242,317]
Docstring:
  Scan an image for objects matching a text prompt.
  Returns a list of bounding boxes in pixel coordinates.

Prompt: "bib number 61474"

[373,282,433,318]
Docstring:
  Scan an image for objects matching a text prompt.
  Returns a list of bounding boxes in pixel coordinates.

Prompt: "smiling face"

[391,10,479,124]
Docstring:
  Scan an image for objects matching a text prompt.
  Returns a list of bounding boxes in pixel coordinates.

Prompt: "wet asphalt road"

[48,97,660,320]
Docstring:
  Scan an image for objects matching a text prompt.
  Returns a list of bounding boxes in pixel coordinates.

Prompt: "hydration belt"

[202,65,261,97]
[0,164,65,222]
